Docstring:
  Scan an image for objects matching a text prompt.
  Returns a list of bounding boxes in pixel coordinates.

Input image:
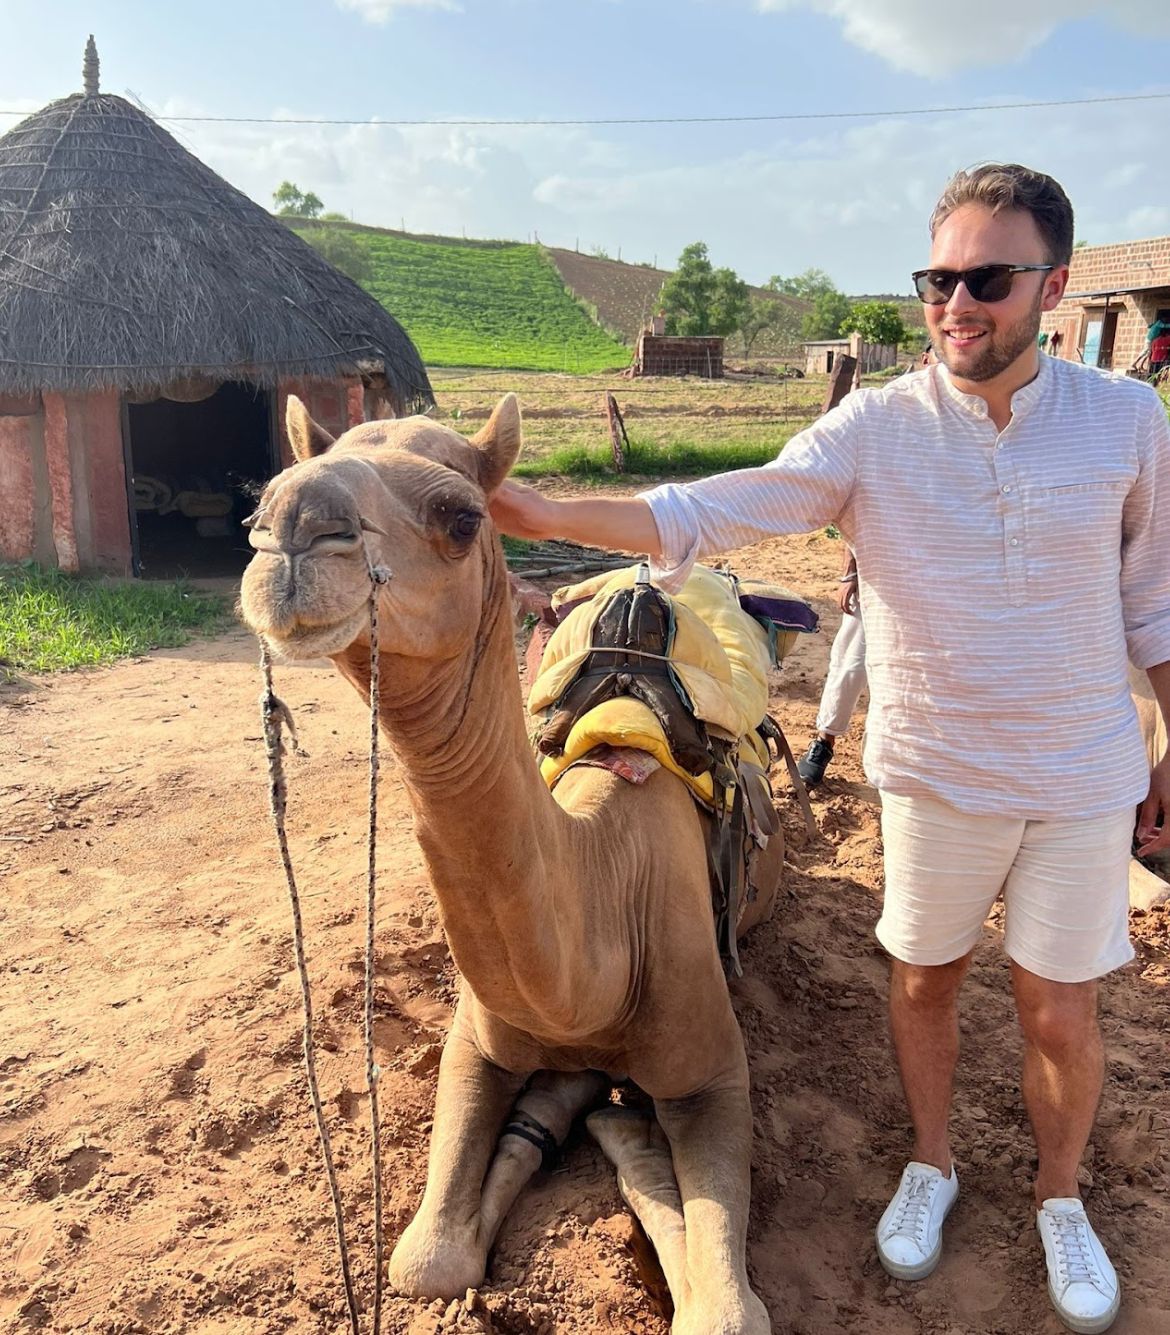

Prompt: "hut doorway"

[123,382,276,578]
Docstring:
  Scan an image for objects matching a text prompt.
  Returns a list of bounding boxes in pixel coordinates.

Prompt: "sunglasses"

[911,264,1054,305]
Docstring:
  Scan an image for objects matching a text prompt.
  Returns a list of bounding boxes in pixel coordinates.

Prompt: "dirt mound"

[2,530,1169,1334]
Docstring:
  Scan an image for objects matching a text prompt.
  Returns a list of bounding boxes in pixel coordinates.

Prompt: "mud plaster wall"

[276,376,365,468]
[0,391,131,574]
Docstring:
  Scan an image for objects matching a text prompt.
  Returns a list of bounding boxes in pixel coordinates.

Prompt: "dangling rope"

[364,561,393,1335]
[258,557,393,1335]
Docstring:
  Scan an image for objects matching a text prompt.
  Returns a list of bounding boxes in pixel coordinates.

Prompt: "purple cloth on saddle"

[738,594,820,634]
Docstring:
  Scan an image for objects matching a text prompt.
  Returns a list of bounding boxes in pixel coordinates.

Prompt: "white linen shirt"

[642,357,1170,820]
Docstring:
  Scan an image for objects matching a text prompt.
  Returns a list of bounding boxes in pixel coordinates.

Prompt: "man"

[491,163,1170,1333]
[796,545,866,788]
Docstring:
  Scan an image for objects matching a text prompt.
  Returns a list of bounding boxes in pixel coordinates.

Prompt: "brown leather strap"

[759,715,818,840]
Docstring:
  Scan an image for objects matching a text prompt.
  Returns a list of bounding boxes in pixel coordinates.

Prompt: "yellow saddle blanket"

[528,564,808,804]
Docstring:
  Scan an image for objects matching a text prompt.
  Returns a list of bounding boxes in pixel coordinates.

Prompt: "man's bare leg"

[888,953,973,1172]
[1011,965,1103,1204]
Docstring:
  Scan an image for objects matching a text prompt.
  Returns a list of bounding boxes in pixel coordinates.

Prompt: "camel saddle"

[528,563,818,974]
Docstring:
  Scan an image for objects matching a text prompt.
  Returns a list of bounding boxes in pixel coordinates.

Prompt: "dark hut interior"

[125,383,275,578]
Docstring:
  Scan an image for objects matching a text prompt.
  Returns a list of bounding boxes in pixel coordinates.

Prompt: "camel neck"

[341,557,628,1039]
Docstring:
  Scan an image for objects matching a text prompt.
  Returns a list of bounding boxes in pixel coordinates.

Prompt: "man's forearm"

[491,482,662,555]
[547,496,662,555]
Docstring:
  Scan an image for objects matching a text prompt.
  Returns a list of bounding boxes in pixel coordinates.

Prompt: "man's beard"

[933,292,1043,383]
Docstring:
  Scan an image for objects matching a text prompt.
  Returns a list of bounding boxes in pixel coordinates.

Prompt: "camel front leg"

[586,1105,688,1301]
[655,1085,769,1335]
[388,1023,525,1300]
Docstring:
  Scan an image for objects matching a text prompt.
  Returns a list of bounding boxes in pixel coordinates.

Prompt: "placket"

[992,424,1026,606]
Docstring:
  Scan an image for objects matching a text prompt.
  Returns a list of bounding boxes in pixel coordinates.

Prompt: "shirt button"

[1002,485,1012,494]
[1009,537,1019,546]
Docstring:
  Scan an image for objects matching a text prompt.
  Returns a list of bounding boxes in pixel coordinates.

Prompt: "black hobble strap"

[538,582,712,775]
[501,1111,561,1171]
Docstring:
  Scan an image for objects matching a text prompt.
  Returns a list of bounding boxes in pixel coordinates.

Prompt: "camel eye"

[450,510,483,541]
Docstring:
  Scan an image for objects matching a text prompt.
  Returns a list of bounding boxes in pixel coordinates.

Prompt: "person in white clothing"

[797,547,867,788]
[490,163,1170,1333]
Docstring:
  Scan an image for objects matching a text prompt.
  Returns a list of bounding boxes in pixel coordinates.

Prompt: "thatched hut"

[0,39,433,576]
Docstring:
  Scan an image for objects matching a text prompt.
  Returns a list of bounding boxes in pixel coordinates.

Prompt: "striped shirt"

[643,357,1170,819]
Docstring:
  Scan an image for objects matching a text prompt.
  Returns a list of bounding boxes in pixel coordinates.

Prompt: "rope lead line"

[366,562,393,1335]
[259,635,362,1335]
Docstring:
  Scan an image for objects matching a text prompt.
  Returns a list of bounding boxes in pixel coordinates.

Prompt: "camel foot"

[388,1211,486,1300]
[591,1095,771,1334]
[670,1296,771,1335]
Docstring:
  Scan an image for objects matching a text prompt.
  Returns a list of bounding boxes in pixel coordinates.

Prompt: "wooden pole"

[820,354,857,415]
[605,392,630,472]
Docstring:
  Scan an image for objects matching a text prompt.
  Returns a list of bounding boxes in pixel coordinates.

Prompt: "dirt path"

[2,530,1168,1335]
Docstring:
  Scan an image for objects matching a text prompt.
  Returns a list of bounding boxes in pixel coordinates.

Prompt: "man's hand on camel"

[1136,753,1170,857]
[489,479,558,541]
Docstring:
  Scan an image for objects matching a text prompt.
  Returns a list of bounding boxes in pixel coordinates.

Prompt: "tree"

[301,226,372,285]
[840,300,907,347]
[800,288,853,341]
[272,181,324,219]
[738,294,801,357]
[660,242,749,337]
[767,267,838,300]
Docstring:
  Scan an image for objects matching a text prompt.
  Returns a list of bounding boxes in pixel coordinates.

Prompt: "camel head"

[238,394,522,664]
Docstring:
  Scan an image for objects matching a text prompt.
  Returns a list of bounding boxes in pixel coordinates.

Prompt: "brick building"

[1040,235,1170,373]
[633,332,725,378]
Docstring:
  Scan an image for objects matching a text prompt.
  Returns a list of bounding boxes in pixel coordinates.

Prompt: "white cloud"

[754,0,1170,76]
[335,0,460,24]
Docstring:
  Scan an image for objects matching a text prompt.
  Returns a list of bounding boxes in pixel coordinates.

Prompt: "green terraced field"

[296,225,630,372]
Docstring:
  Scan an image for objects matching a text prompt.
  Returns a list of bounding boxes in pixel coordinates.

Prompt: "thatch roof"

[0,42,433,411]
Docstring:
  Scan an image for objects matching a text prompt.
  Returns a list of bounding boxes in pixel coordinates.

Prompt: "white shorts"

[877,792,1135,983]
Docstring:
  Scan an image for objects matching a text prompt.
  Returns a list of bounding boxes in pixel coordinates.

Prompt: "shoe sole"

[1047,1281,1120,1334]
[875,1190,957,1281]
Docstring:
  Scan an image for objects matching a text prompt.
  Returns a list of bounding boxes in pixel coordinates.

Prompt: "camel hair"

[239,393,786,1335]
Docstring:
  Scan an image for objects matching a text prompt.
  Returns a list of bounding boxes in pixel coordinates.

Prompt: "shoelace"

[1046,1210,1101,1287]
[889,1174,936,1243]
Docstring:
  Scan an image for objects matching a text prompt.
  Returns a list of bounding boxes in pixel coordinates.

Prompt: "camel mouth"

[261,606,369,661]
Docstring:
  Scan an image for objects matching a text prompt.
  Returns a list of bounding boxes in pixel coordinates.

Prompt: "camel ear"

[286,395,336,463]
[469,393,522,495]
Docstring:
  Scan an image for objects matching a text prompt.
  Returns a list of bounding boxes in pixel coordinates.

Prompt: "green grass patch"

[0,564,231,678]
[293,226,630,372]
[512,426,812,480]
[499,535,535,558]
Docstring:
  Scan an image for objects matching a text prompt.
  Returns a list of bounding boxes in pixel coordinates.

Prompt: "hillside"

[291,222,630,372]
[289,219,916,370]
[545,247,807,358]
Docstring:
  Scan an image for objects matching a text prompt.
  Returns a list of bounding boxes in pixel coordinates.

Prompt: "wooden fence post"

[820,355,857,415]
[605,392,630,472]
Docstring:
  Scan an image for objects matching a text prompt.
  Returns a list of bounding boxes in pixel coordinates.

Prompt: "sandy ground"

[2,527,1169,1335]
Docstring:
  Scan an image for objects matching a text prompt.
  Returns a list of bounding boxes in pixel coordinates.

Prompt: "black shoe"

[796,737,835,787]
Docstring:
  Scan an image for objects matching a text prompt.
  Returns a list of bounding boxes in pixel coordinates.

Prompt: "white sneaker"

[1036,1198,1120,1334]
[875,1161,959,1280]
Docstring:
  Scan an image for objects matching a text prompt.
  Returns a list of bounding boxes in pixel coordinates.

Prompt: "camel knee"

[389,1212,486,1300]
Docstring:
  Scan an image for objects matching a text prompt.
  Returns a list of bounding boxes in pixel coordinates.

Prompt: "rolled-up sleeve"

[1122,396,1170,669]
[640,398,862,589]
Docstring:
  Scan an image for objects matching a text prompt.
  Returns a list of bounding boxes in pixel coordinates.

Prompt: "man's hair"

[929,164,1075,266]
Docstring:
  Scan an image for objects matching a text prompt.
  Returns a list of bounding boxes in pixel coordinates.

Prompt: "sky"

[1,0,1169,293]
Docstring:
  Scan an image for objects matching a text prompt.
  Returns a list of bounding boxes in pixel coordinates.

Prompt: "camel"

[238,394,786,1335]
